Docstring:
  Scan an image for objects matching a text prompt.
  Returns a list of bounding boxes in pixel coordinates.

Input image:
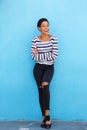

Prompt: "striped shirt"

[31,36,58,65]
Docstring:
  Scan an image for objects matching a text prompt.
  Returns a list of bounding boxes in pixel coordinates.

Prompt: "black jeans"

[33,63,54,116]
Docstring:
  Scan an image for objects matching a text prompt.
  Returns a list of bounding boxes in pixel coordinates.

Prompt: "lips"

[44,30,49,32]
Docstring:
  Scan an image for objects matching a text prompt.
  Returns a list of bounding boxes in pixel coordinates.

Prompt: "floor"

[0,121,87,130]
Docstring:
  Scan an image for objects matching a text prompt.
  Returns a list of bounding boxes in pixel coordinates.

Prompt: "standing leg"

[38,88,45,116]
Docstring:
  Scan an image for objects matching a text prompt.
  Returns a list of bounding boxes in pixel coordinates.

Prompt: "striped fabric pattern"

[31,36,58,65]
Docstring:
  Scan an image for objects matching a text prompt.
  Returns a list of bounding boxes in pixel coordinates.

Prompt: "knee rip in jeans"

[41,82,49,88]
[39,82,49,88]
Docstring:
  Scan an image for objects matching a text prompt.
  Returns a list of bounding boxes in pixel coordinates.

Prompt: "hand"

[33,48,39,54]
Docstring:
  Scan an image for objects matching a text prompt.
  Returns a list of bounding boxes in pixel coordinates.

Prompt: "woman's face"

[38,21,49,35]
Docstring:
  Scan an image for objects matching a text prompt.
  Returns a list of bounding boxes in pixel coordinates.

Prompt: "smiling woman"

[31,18,58,129]
[1,0,87,122]
[37,18,50,37]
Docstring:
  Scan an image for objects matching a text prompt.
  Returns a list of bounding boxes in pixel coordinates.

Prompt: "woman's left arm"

[51,37,58,61]
[47,37,58,61]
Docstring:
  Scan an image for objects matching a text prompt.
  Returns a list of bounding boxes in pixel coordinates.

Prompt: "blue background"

[0,0,87,121]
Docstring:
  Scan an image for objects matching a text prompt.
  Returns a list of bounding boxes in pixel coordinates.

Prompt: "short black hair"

[37,18,49,27]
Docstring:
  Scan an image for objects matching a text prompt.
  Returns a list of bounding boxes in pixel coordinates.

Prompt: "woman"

[31,18,58,129]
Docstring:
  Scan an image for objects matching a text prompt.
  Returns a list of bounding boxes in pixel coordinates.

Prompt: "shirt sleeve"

[51,37,58,60]
[46,37,58,61]
[31,39,45,61]
[31,39,37,60]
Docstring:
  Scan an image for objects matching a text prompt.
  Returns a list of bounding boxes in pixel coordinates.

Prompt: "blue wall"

[0,0,87,121]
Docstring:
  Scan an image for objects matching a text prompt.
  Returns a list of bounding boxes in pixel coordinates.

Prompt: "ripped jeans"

[33,63,54,116]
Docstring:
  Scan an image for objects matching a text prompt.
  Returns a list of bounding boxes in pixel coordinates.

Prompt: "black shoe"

[41,117,46,128]
[41,115,52,129]
[45,124,51,129]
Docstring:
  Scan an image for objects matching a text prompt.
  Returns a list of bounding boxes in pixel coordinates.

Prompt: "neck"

[39,34,51,42]
[41,34,49,37]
